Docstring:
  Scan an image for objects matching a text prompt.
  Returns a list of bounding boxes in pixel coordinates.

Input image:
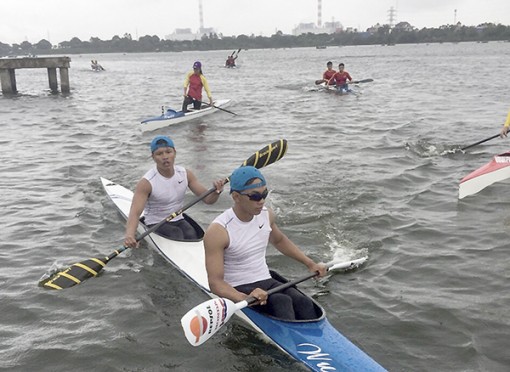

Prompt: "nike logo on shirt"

[259,223,264,229]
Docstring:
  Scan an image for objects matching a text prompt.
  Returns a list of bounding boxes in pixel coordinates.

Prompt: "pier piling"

[0,56,71,94]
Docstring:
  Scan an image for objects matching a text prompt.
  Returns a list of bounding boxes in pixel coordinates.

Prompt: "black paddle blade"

[243,139,288,169]
[40,256,109,290]
[39,246,129,290]
[353,78,374,84]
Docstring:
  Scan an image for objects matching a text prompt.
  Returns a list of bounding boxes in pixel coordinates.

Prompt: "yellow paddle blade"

[243,139,288,169]
[40,257,108,290]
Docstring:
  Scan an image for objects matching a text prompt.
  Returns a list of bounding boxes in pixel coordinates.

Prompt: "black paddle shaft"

[245,270,320,306]
[190,98,237,116]
[461,133,500,151]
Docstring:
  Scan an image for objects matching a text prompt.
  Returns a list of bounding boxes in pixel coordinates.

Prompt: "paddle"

[316,78,373,85]
[230,48,241,57]
[194,98,238,116]
[181,257,367,346]
[351,79,373,84]
[40,139,288,290]
[461,133,500,151]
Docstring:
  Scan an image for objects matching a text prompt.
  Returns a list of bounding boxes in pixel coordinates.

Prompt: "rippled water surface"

[1,42,510,372]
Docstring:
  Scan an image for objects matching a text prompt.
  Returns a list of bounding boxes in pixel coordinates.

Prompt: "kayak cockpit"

[246,270,326,323]
[139,213,205,242]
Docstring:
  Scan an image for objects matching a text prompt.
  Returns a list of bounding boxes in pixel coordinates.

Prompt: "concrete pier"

[0,56,71,94]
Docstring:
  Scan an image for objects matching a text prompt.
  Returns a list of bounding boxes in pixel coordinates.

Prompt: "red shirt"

[187,73,204,100]
[331,71,352,86]
[226,56,236,66]
[323,69,336,84]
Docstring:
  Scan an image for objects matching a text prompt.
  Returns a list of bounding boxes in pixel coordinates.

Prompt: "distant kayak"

[140,99,232,132]
[318,83,356,95]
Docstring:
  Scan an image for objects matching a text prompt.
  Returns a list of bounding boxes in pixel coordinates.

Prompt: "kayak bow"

[459,152,510,199]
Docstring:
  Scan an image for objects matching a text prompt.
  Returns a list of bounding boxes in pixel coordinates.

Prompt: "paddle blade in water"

[181,297,243,346]
[40,256,109,289]
[243,139,287,169]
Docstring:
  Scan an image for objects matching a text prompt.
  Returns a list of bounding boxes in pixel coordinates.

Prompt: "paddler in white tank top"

[204,166,327,320]
[124,135,224,247]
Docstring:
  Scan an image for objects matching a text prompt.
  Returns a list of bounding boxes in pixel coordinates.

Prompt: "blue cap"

[230,166,266,193]
[150,135,175,152]
[193,61,201,69]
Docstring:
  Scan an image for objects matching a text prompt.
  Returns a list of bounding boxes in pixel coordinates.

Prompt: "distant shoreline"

[1,23,509,57]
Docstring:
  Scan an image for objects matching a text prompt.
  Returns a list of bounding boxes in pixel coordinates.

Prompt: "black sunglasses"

[239,189,269,201]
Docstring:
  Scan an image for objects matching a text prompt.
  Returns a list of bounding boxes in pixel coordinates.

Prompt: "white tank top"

[212,207,272,287]
[143,166,187,225]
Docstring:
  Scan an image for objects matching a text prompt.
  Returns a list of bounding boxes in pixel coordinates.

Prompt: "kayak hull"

[140,99,231,132]
[100,177,209,289]
[241,308,385,371]
[317,83,355,95]
[459,152,510,199]
[100,177,385,371]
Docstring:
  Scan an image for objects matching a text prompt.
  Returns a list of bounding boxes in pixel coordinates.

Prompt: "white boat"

[100,177,386,371]
[140,99,232,132]
[459,151,510,199]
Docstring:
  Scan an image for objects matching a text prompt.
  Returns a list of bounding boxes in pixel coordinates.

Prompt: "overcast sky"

[2,0,510,45]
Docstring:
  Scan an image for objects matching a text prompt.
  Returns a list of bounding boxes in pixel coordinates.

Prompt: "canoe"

[140,99,231,133]
[459,151,510,199]
[100,177,385,371]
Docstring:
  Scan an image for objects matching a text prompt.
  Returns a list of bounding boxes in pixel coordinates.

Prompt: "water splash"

[405,140,463,157]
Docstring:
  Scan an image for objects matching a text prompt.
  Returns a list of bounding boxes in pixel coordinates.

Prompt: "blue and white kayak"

[324,84,355,95]
[238,268,386,371]
[100,177,385,371]
[140,99,231,132]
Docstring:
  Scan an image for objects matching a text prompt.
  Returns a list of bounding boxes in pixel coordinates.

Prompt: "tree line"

[1,23,509,56]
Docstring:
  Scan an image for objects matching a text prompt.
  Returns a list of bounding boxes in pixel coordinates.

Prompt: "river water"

[1,42,510,372]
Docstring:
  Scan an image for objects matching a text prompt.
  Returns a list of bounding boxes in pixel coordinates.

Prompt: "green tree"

[35,39,52,50]
[20,41,33,52]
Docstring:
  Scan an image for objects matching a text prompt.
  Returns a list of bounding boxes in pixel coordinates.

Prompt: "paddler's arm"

[267,208,327,277]
[200,75,213,105]
[319,70,328,84]
[186,169,224,204]
[500,108,510,138]
[183,72,192,97]
[124,178,151,248]
[204,223,267,304]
